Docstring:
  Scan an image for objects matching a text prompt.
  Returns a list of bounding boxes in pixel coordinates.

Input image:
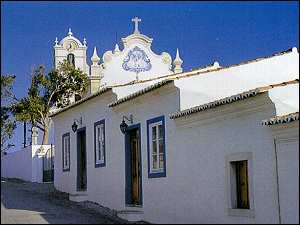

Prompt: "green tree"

[13,61,89,145]
[1,75,17,152]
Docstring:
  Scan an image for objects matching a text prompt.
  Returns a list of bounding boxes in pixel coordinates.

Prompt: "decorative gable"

[100,17,174,86]
[122,46,152,74]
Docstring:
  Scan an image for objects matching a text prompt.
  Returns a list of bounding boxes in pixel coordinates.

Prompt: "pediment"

[121,33,153,48]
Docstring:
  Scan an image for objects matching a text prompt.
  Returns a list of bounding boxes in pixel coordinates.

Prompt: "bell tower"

[53,28,90,75]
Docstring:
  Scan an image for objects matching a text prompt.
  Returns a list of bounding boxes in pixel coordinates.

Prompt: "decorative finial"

[174,48,183,63]
[68,28,73,36]
[114,44,120,53]
[131,17,141,34]
[54,37,58,46]
[83,38,87,46]
[173,48,183,73]
[91,47,100,65]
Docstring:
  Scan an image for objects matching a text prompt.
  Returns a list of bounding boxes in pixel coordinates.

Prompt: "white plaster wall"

[51,86,295,224]
[1,145,51,183]
[156,95,280,224]
[52,84,180,212]
[175,50,299,110]
[53,91,118,197]
[1,146,32,182]
[106,84,181,211]
[273,125,299,224]
[51,51,299,223]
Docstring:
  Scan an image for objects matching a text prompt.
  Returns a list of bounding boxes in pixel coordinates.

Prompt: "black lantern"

[72,117,82,133]
[72,121,78,133]
[120,119,128,134]
[119,115,133,134]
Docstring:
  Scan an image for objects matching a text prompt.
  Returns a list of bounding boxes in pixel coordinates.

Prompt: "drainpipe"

[273,138,281,224]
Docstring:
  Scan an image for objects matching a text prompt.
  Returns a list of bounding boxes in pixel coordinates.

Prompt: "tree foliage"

[12,61,89,145]
[1,75,17,151]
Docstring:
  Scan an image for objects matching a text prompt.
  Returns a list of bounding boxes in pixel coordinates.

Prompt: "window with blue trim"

[94,120,105,167]
[147,116,166,178]
[62,133,70,172]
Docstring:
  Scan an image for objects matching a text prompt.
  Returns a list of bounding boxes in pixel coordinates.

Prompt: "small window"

[147,116,166,178]
[94,120,105,167]
[231,160,249,209]
[62,133,70,172]
[226,152,254,217]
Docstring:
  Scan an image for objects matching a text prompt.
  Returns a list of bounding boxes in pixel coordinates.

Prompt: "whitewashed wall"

[157,94,280,224]
[106,83,180,211]
[53,91,118,197]
[1,145,51,183]
[271,124,299,224]
[51,50,299,223]
[1,146,32,182]
[52,84,180,211]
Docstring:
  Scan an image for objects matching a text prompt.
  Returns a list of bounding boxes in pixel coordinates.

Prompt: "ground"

[1,178,135,224]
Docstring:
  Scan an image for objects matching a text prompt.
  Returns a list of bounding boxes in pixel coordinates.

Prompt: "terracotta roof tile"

[50,87,112,117]
[262,112,299,126]
[108,80,173,107]
[170,79,298,119]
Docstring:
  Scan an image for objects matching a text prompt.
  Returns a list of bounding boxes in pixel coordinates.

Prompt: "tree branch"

[47,87,58,108]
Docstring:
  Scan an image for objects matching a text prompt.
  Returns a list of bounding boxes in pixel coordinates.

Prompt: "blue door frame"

[125,123,143,206]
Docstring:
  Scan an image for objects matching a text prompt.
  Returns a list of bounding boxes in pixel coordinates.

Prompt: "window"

[147,116,166,178]
[231,160,249,209]
[62,133,70,171]
[226,152,254,217]
[94,120,105,167]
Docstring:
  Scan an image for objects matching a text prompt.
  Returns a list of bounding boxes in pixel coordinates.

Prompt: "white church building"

[50,18,299,224]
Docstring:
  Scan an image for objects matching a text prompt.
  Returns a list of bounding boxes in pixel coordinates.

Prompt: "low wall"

[1,145,52,183]
[1,146,32,182]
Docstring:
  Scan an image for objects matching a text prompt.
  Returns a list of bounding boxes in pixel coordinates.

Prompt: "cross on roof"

[132,17,141,34]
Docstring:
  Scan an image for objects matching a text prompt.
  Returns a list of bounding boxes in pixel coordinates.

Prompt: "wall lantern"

[72,117,82,133]
[120,115,133,134]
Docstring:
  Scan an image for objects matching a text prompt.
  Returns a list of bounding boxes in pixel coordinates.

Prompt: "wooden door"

[77,128,87,191]
[131,129,140,205]
[125,125,142,206]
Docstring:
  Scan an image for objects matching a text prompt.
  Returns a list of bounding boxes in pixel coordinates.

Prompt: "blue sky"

[1,1,299,150]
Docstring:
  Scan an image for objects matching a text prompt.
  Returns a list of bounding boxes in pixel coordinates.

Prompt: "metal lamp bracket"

[123,114,133,124]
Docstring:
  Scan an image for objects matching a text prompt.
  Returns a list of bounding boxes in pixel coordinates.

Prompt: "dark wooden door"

[125,125,142,206]
[130,129,140,205]
[77,128,87,191]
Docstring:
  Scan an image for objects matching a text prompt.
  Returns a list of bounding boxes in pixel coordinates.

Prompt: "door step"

[117,209,144,222]
[69,192,88,202]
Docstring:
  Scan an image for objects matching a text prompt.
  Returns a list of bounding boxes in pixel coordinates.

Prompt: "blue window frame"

[147,116,166,178]
[62,132,70,172]
[94,119,106,167]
